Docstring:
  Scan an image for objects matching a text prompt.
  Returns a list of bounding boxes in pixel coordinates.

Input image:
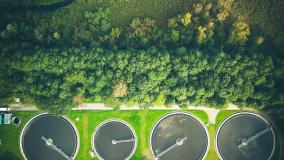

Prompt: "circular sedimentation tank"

[150,112,209,160]
[92,119,137,160]
[20,113,79,160]
[216,112,276,160]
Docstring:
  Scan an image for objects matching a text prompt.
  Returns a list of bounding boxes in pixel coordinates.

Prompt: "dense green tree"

[125,18,161,48]
[0,2,283,113]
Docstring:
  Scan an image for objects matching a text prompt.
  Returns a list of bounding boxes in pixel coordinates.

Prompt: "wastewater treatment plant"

[0,0,284,160]
[0,110,281,160]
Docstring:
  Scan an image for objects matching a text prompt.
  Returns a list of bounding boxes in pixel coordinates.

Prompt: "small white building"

[4,113,12,124]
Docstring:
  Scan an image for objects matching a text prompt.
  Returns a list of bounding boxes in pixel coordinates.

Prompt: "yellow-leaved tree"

[229,18,250,45]
[112,80,128,98]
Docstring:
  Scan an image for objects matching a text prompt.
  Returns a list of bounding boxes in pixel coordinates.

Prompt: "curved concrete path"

[10,102,239,124]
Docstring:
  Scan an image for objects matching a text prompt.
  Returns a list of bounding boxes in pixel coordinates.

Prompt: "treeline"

[218,0,284,47]
[0,0,284,113]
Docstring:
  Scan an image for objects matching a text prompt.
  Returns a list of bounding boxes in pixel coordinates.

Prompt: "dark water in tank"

[217,113,275,160]
[22,114,78,160]
[94,121,136,160]
[151,113,208,160]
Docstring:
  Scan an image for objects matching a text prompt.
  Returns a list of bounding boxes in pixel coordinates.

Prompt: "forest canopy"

[0,0,283,113]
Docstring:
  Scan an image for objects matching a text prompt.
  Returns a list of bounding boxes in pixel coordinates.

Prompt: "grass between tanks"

[203,110,242,160]
[204,110,240,160]
[68,110,143,160]
[206,125,218,160]
[0,107,280,160]
[215,110,240,127]
[68,109,209,160]
[0,110,235,160]
[0,111,39,160]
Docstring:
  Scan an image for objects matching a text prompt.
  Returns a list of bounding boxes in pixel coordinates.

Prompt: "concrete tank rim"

[149,111,210,160]
[215,111,276,160]
[19,113,80,160]
[91,118,138,160]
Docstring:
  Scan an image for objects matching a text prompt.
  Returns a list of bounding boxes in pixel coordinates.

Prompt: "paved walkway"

[75,103,240,124]
[9,103,37,111]
[9,103,239,124]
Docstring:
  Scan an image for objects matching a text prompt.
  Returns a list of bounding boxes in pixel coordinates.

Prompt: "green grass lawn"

[0,110,210,160]
[68,109,209,160]
[203,110,241,160]
[205,125,218,160]
[1,110,246,160]
[0,111,39,160]
[68,110,144,160]
[215,110,240,127]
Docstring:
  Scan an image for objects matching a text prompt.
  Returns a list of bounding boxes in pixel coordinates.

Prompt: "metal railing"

[155,136,188,159]
[41,136,73,160]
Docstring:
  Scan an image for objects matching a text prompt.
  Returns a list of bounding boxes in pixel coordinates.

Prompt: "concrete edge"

[149,111,210,160]
[215,111,276,160]
[91,119,138,160]
[19,113,80,160]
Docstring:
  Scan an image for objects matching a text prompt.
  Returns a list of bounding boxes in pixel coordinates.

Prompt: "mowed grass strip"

[215,110,240,127]
[205,125,218,160]
[210,110,241,160]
